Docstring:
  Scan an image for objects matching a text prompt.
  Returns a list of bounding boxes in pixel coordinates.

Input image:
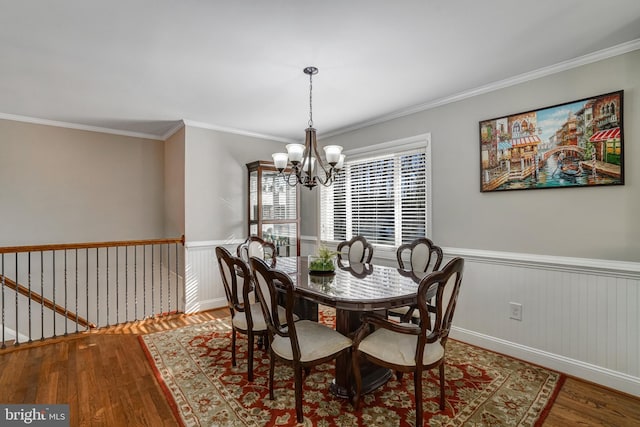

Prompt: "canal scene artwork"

[479,90,623,192]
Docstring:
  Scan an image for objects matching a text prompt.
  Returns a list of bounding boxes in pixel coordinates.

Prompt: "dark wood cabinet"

[246,161,300,257]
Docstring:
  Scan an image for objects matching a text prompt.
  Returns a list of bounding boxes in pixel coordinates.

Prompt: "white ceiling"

[1,1,640,142]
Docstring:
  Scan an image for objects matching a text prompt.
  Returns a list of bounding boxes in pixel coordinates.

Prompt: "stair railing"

[0,236,185,348]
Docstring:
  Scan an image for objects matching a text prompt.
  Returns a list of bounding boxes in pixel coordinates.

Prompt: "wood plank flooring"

[0,309,638,426]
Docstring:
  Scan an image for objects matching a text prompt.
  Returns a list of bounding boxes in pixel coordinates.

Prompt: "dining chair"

[336,235,374,264]
[237,235,277,268]
[351,257,465,426]
[390,238,444,323]
[215,246,285,382]
[249,256,353,424]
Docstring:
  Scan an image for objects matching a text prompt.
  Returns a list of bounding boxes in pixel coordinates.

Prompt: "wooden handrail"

[0,274,96,329]
[0,235,185,254]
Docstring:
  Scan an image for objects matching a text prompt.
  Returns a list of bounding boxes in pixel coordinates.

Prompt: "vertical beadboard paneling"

[631,278,640,377]
[614,277,625,373]
[184,242,239,312]
[446,248,640,397]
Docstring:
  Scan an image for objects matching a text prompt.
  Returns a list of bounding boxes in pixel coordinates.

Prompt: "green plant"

[309,246,337,272]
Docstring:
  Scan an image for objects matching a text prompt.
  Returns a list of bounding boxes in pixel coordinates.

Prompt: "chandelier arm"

[312,136,332,178]
[279,168,302,188]
[316,169,337,187]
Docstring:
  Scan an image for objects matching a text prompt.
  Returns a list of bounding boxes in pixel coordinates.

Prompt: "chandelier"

[272,66,345,189]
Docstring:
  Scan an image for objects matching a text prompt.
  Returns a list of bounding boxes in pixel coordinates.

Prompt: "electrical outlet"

[509,302,522,321]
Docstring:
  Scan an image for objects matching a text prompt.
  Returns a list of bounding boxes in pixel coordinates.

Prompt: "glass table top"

[275,256,428,311]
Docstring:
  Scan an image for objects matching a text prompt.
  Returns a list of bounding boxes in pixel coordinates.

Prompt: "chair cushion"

[271,320,352,362]
[358,324,444,367]
[388,306,420,317]
[232,303,295,331]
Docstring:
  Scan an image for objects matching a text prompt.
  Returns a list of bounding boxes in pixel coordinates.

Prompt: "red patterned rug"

[140,307,564,426]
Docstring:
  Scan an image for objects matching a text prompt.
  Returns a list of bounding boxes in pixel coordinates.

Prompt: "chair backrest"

[215,246,253,313]
[337,235,373,263]
[249,257,301,358]
[416,257,464,348]
[338,261,373,278]
[396,238,443,273]
[237,236,276,267]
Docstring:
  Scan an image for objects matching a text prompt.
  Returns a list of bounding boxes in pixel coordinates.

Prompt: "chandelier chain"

[308,71,313,128]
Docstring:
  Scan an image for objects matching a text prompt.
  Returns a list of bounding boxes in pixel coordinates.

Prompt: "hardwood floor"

[1,309,638,426]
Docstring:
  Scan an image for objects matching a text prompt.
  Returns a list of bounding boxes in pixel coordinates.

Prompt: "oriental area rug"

[140,307,564,426]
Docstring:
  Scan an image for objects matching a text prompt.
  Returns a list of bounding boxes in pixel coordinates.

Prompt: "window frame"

[317,133,432,261]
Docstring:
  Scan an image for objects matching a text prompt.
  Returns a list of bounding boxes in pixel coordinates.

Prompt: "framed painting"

[479,90,624,192]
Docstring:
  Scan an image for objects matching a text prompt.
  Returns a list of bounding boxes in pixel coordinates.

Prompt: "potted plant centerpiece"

[308,245,337,275]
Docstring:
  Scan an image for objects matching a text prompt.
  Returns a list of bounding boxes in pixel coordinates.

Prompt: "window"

[320,134,431,248]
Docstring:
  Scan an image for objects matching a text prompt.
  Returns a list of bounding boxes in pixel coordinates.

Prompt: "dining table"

[275,256,432,399]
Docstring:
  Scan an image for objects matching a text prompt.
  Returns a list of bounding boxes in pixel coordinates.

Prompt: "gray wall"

[164,126,186,238]
[183,125,286,242]
[0,119,166,245]
[315,50,640,262]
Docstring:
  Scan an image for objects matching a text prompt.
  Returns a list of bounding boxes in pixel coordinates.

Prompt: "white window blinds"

[320,147,427,247]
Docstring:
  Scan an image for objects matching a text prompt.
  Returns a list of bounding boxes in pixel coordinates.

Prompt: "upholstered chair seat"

[357,324,445,366]
[271,319,352,362]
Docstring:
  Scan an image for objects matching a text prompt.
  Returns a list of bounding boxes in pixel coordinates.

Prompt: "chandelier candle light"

[272,66,345,189]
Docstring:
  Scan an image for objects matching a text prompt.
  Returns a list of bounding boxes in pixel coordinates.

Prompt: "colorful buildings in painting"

[589,93,622,165]
[480,111,541,191]
[480,91,622,191]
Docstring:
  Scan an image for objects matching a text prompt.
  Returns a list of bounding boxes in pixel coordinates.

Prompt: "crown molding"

[2,39,638,142]
[182,119,296,144]
[0,112,165,140]
[160,120,186,140]
[322,38,640,139]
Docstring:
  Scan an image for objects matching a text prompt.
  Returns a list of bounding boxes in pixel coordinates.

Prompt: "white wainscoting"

[184,240,243,312]
[443,247,640,397]
[189,237,640,396]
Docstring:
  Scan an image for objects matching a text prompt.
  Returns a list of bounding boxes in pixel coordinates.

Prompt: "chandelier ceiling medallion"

[272,66,344,190]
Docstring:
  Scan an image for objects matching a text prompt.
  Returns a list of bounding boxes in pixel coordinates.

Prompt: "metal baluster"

[151,245,155,316]
[85,249,89,331]
[51,251,55,339]
[167,242,171,313]
[175,243,179,313]
[134,245,138,320]
[143,245,146,318]
[15,256,19,346]
[96,248,99,327]
[64,250,68,336]
[125,246,128,323]
[28,252,32,343]
[1,254,5,349]
[116,246,119,324]
[106,247,110,326]
[75,249,79,333]
[159,244,163,315]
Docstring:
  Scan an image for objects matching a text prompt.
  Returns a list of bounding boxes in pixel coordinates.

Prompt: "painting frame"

[479,90,624,193]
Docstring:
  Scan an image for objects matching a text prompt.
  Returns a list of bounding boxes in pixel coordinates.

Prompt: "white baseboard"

[451,326,640,397]
[185,297,227,314]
